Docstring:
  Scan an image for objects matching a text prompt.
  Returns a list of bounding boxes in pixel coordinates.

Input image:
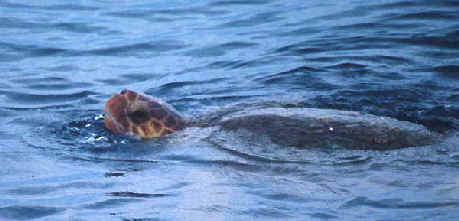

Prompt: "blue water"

[1,0,458,220]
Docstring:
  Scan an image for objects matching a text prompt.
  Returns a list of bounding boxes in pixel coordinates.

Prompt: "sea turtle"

[104,89,185,139]
[104,89,441,149]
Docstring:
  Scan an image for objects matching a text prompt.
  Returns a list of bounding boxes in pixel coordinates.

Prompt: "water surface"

[1,0,458,220]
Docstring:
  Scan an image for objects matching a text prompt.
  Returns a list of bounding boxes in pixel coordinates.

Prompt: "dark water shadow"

[0,206,64,220]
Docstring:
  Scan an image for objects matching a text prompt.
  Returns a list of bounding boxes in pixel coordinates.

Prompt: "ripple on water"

[106,192,171,198]
[433,65,459,79]
[78,40,188,57]
[0,206,64,220]
[0,90,97,107]
[253,66,337,91]
[217,11,282,29]
[312,84,459,133]
[2,17,108,37]
[341,196,458,209]
[83,199,142,210]
[1,75,96,109]
[7,181,115,196]
[387,11,459,21]
[96,73,161,87]
[210,0,274,7]
[24,80,91,91]
[147,78,228,97]
[1,40,188,60]
[185,41,258,57]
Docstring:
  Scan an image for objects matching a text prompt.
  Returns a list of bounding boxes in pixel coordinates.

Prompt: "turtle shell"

[104,89,185,139]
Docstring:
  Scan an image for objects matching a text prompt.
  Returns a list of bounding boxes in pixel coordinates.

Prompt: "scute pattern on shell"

[104,89,185,138]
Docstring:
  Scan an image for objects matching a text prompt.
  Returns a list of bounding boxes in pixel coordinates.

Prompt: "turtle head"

[104,89,185,139]
[126,98,151,125]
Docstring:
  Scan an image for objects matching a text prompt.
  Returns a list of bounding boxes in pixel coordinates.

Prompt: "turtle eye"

[120,89,128,95]
[128,110,150,124]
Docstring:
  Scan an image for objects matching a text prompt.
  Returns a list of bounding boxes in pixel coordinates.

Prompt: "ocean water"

[0,0,458,220]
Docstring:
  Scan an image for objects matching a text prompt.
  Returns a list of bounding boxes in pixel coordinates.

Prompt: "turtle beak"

[104,92,130,134]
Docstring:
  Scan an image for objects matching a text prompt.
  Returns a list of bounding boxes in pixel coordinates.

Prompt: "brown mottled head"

[104,89,185,139]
